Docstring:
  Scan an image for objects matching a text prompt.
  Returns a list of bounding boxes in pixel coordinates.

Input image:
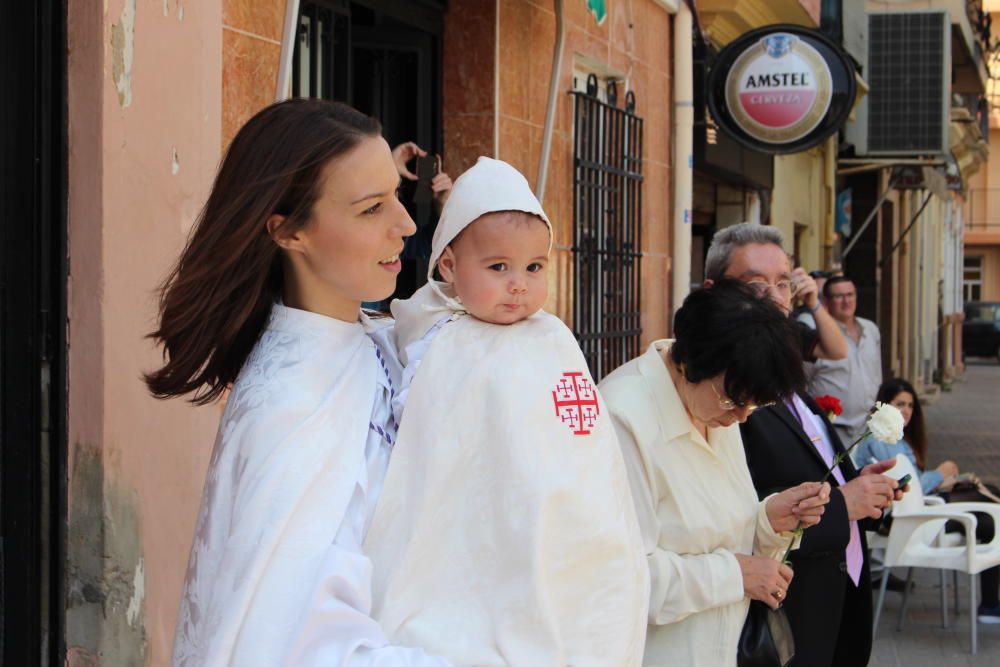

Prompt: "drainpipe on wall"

[824,135,837,268]
[276,0,301,101]
[494,0,501,156]
[672,1,694,317]
[536,0,565,203]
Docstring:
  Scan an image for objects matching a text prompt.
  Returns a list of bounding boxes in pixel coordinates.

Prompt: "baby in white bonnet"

[390,156,553,419]
[367,156,648,667]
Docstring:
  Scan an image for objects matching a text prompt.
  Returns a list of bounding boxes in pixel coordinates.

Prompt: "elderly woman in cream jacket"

[600,281,831,666]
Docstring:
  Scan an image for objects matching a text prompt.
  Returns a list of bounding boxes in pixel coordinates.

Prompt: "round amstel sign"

[707,25,856,154]
[725,32,832,144]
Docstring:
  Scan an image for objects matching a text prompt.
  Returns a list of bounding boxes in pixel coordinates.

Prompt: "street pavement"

[869,358,1000,666]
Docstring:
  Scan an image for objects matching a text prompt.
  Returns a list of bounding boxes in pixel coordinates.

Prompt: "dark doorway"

[841,172,902,376]
[293,0,444,303]
[1,1,68,665]
[843,172,881,324]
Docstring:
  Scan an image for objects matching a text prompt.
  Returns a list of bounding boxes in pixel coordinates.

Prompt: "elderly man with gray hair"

[704,222,901,667]
[704,223,846,362]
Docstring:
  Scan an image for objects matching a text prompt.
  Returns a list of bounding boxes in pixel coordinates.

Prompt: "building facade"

[837,0,989,386]
[963,0,1000,306]
[1,0,994,664]
[57,1,682,664]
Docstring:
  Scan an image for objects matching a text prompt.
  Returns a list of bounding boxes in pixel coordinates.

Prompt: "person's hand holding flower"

[766,481,831,533]
[782,402,905,562]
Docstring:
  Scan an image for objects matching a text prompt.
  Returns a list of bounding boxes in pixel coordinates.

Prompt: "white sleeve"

[611,414,744,627]
[284,517,453,667]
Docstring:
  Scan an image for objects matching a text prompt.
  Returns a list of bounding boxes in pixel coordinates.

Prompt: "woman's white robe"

[171,306,449,667]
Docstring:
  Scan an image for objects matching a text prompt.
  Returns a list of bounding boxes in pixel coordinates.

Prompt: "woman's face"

[682,372,757,429]
[889,390,915,427]
[279,135,416,319]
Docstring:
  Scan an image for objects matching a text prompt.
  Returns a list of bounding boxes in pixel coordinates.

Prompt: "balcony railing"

[964,188,1000,230]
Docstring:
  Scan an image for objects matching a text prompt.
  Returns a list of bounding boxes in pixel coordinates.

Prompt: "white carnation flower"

[867,402,905,444]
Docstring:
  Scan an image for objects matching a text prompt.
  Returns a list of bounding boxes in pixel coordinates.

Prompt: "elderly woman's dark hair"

[670,279,805,406]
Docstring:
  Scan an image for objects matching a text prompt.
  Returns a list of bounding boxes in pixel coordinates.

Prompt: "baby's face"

[437,211,550,324]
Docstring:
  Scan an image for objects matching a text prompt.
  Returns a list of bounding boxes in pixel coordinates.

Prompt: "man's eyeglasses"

[710,381,775,414]
[828,292,856,301]
[745,280,798,299]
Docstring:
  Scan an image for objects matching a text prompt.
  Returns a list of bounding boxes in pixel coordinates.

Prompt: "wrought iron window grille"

[572,74,644,380]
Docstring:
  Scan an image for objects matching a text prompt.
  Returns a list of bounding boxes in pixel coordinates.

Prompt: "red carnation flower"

[815,394,843,421]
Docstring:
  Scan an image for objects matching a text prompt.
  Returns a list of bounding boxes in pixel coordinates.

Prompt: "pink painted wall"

[67,0,224,663]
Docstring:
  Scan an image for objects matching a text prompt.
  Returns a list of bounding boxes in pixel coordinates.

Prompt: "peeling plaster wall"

[66,444,147,665]
[110,0,136,107]
[67,0,223,663]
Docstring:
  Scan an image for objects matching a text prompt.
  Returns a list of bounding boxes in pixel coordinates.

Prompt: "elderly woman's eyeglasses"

[746,280,798,298]
[710,381,775,414]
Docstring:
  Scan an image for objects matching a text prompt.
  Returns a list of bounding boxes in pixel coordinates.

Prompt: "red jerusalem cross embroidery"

[552,372,600,436]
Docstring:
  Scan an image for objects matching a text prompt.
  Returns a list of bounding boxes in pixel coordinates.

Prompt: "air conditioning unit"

[845,11,951,156]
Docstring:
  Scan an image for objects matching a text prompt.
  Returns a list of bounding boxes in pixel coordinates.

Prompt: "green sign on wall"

[586,0,607,25]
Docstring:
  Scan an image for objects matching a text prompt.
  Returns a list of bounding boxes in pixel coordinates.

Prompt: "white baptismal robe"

[365,285,649,667]
[172,305,449,667]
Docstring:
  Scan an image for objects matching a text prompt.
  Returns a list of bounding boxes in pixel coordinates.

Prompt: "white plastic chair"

[870,456,955,631]
[873,454,1000,654]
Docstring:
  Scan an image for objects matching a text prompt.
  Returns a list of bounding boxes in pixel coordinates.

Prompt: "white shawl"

[366,311,649,666]
[171,305,379,666]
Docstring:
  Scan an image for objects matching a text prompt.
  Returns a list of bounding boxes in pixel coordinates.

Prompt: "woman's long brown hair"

[876,378,928,469]
[145,99,381,404]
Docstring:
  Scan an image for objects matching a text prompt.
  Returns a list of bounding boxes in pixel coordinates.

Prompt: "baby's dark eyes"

[488,263,507,271]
